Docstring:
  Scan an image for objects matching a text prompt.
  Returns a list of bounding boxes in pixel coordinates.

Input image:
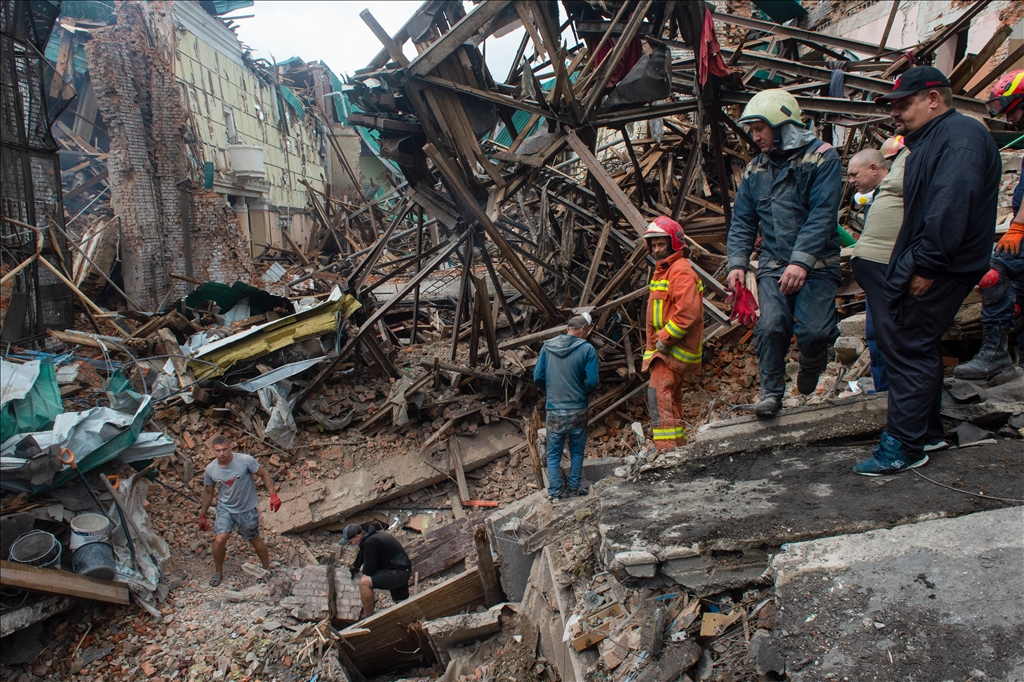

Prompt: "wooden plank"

[340,568,486,675]
[0,560,130,605]
[423,143,562,322]
[449,438,470,501]
[63,170,108,201]
[581,0,654,118]
[474,525,501,606]
[966,42,1024,97]
[567,131,647,236]
[579,220,613,305]
[408,1,512,77]
[472,274,501,367]
[360,10,411,67]
[415,74,558,121]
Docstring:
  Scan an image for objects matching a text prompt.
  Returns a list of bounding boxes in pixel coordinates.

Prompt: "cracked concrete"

[596,439,1023,595]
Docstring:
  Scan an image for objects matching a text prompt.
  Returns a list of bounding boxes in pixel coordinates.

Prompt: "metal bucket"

[8,530,61,569]
[70,513,111,551]
[71,541,116,581]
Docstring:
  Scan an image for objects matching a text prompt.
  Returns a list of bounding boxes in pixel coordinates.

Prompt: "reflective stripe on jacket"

[642,251,704,374]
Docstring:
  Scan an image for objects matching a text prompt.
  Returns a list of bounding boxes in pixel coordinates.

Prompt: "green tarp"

[182,280,291,317]
[0,360,63,444]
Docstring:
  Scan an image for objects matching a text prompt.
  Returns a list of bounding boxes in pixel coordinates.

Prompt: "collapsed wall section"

[83,1,252,310]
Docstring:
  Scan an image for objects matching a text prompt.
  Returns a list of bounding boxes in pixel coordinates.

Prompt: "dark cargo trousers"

[875,275,973,457]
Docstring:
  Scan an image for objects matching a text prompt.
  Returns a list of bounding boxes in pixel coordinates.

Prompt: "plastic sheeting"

[0,375,153,493]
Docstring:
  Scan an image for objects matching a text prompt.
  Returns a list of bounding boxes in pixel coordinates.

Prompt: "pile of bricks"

[285,565,362,622]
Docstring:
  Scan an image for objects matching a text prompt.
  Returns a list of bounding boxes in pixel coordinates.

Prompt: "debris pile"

[3,0,1024,681]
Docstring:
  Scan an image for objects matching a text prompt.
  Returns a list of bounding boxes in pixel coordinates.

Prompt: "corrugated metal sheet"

[279,84,305,119]
[493,76,560,147]
[207,0,254,16]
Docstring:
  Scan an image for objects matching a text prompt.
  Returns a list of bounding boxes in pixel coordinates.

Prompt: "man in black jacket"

[854,67,1001,476]
[342,523,412,618]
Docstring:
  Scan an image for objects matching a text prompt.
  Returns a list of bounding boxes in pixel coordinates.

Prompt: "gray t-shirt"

[204,452,260,514]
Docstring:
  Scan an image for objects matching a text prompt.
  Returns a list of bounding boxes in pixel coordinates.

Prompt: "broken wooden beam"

[266,420,523,534]
[339,567,486,675]
[0,560,130,605]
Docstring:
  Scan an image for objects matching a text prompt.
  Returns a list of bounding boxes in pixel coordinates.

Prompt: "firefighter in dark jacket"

[342,523,412,618]
[854,66,1001,476]
[726,89,843,418]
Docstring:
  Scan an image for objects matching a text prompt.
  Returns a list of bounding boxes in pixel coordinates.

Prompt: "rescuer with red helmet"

[640,216,704,451]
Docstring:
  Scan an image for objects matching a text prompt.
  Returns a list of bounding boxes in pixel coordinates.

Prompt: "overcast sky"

[230,1,530,81]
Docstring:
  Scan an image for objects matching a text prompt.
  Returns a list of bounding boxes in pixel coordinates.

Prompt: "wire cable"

[911,468,1024,504]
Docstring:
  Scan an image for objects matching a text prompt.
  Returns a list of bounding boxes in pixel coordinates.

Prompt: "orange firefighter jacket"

[642,250,704,375]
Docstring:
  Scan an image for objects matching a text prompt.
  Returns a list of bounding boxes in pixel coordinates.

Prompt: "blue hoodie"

[533,334,600,412]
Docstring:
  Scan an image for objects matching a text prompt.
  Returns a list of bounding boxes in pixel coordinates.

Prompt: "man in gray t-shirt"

[199,435,281,587]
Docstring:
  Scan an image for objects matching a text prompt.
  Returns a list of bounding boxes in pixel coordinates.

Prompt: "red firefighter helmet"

[643,216,685,253]
[987,69,1024,119]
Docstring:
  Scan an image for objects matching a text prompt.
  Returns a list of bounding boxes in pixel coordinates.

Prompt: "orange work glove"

[198,514,208,532]
[996,221,1024,255]
[270,494,282,512]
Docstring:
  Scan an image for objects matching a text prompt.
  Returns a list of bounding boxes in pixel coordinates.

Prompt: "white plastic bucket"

[70,513,111,551]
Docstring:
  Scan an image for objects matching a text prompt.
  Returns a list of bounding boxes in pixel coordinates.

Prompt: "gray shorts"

[215,506,260,540]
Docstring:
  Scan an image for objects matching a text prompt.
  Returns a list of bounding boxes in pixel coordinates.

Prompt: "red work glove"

[198,514,208,532]
[270,494,282,512]
[726,282,759,326]
[995,221,1024,255]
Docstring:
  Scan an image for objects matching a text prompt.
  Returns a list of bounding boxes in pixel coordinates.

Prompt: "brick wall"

[84,1,253,310]
[188,191,254,284]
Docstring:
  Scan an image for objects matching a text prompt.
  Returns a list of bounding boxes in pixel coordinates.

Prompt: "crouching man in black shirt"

[341,523,412,618]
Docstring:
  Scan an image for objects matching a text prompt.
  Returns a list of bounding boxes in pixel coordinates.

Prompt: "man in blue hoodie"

[533,314,600,499]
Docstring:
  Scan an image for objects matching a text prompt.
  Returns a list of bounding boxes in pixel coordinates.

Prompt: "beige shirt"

[853,149,907,265]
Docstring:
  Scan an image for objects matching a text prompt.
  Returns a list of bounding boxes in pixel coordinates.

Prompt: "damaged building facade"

[41,0,361,312]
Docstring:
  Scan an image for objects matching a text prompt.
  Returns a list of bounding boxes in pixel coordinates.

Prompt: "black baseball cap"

[876,66,951,103]
[341,523,362,543]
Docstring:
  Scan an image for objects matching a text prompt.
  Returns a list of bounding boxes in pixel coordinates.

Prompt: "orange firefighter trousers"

[647,358,686,450]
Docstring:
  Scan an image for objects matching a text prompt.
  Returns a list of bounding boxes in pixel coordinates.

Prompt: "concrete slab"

[596,439,1023,595]
[267,420,523,534]
[941,372,1024,427]
[683,393,888,460]
[486,492,547,601]
[772,506,1024,681]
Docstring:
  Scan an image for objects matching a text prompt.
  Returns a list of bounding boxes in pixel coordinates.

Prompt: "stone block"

[837,312,866,338]
[834,336,866,364]
[614,550,658,578]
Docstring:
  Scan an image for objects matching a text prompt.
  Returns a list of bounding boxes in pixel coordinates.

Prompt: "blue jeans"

[545,410,587,497]
[852,258,889,392]
[981,252,1024,355]
[754,263,841,397]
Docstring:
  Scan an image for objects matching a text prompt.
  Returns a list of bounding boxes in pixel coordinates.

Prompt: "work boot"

[953,324,1013,380]
[754,395,782,418]
[796,369,820,395]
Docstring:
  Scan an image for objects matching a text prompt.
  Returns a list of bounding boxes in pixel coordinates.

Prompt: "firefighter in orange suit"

[642,216,704,450]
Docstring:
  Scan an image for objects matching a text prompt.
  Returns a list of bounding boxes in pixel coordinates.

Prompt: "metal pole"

[411,204,424,345]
